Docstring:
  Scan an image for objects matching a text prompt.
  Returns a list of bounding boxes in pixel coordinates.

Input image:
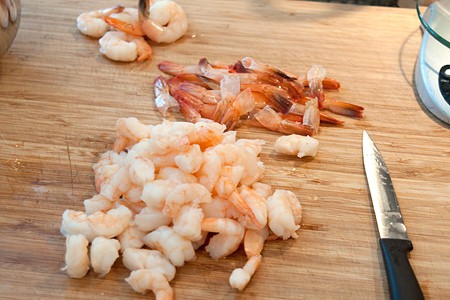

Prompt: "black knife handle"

[379,238,424,300]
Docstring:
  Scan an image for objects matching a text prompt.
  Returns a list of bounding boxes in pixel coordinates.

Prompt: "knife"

[362,130,424,300]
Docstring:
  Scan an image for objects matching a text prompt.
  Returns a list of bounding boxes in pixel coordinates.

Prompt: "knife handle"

[379,238,424,300]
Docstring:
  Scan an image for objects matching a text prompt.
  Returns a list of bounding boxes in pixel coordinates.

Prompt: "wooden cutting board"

[1,0,449,299]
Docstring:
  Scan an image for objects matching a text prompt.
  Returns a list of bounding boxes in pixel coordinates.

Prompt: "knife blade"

[362,130,424,300]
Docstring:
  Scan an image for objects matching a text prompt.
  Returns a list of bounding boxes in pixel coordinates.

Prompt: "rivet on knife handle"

[380,238,424,300]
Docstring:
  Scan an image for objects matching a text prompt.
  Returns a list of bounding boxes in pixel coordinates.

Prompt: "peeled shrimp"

[266,190,302,239]
[90,237,121,277]
[157,167,198,184]
[174,144,203,174]
[122,248,176,281]
[274,134,319,158]
[76,5,124,38]
[213,165,244,198]
[99,30,152,62]
[229,255,262,291]
[201,218,245,259]
[163,183,212,217]
[63,234,90,278]
[141,180,178,209]
[87,205,132,238]
[143,226,195,267]
[125,269,174,300]
[126,150,156,186]
[84,194,114,215]
[195,150,221,192]
[237,186,268,230]
[134,206,172,232]
[114,117,151,153]
[164,183,212,240]
[118,225,146,252]
[105,0,188,44]
[60,210,95,241]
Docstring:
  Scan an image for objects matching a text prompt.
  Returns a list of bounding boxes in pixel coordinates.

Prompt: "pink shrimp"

[252,106,316,136]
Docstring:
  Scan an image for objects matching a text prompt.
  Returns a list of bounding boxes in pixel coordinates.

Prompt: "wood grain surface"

[1,0,449,299]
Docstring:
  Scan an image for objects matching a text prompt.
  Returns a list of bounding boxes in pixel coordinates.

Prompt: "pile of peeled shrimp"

[76,0,188,62]
[153,57,365,135]
[60,117,304,299]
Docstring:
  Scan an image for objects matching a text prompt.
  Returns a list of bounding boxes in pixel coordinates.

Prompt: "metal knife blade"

[362,130,408,240]
[362,130,424,300]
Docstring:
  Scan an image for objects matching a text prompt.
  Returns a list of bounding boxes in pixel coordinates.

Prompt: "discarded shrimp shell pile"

[60,118,304,299]
[153,57,365,135]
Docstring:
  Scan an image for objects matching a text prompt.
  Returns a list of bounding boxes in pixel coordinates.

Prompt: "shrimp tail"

[241,57,297,81]
[302,77,341,90]
[322,77,341,90]
[229,192,262,229]
[322,98,365,118]
[103,16,145,36]
[172,90,203,123]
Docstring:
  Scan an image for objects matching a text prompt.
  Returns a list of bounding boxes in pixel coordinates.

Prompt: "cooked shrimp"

[156,166,198,184]
[122,248,176,281]
[125,269,174,300]
[143,226,195,267]
[154,76,180,117]
[123,185,144,203]
[134,207,172,232]
[195,149,222,192]
[63,234,90,278]
[201,196,240,220]
[174,144,203,174]
[213,143,264,186]
[90,237,121,277]
[76,5,124,38]
[99,30,152,62]
[98,166,133,201]
[93,150,127,193]
[87,205,132,238]
[251,182,272,199]
[84,194,114,215]
[141,179,178,209]
[126,150,156,186]
[117,225,146,252]
[237,186,267,230]
[244,227,269,258]
[274,134,319,158]
[201,218,245,259]
[114,117,151,153]
[213,165,244,198]
[60,210,95,241]
[266,190,302,239]
[105,0,188,44]
[163,183,212,217]
[229,254,262,291]
[172,205,204,241]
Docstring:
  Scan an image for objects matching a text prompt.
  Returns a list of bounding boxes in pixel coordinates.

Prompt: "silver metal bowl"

[0,0,21,57]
